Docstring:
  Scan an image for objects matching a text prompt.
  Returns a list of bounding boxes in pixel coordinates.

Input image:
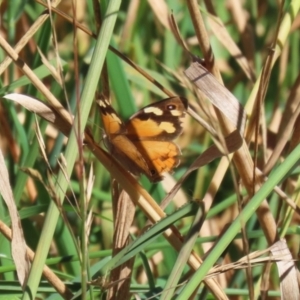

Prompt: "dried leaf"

[108,189,135,300]
[184,61,246,134]
[0,149,29,287]
[269,239,299,300]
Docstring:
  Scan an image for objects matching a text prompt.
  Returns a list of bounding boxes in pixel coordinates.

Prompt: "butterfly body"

[98,97,188,182]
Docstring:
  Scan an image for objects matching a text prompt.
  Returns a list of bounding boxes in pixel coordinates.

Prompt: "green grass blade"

[160,203,205,300]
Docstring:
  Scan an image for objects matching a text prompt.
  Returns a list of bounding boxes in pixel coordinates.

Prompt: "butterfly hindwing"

[98,96,188,182]
[133,140,181,174]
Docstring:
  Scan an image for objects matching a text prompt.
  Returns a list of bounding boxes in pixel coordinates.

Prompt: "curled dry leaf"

[0,150,29,287]
[3,93,71,136]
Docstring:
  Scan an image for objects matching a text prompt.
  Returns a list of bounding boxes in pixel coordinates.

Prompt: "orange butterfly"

[97,96,188,182]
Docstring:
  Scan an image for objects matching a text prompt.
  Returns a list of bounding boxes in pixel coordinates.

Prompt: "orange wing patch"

[97,99,123,134]
[126,118,176,138]
[133,141,181,175]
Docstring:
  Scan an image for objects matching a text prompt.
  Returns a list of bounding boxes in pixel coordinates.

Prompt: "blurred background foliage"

[0,0,300,299]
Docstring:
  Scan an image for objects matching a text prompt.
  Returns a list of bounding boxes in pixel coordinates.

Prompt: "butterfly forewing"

[125,97,188,141]
[97,98,125,135]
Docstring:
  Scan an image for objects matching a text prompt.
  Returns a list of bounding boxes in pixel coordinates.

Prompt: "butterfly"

[97,96,188,182]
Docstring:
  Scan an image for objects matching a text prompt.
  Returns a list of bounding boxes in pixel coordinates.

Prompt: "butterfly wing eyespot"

[167,104,176,110]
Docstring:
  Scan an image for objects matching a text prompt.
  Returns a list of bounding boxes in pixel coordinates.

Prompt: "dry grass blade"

[0,0,62,75]
[0,36,72,125]
[269,239,299,300]
[207,13,256,81]
[34,115,51,170]
[169,13,191,55]
[108,188,135,300]
[264,74,300,174]
[185,61,246,134]
[187,0,219,76]
[226,0,255,71]
[3,93,71,136]
[0,218,73,299]
[205,242,296,281]
[0,150,29,287]
[86,164,95,204]
[37,47,63,86]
